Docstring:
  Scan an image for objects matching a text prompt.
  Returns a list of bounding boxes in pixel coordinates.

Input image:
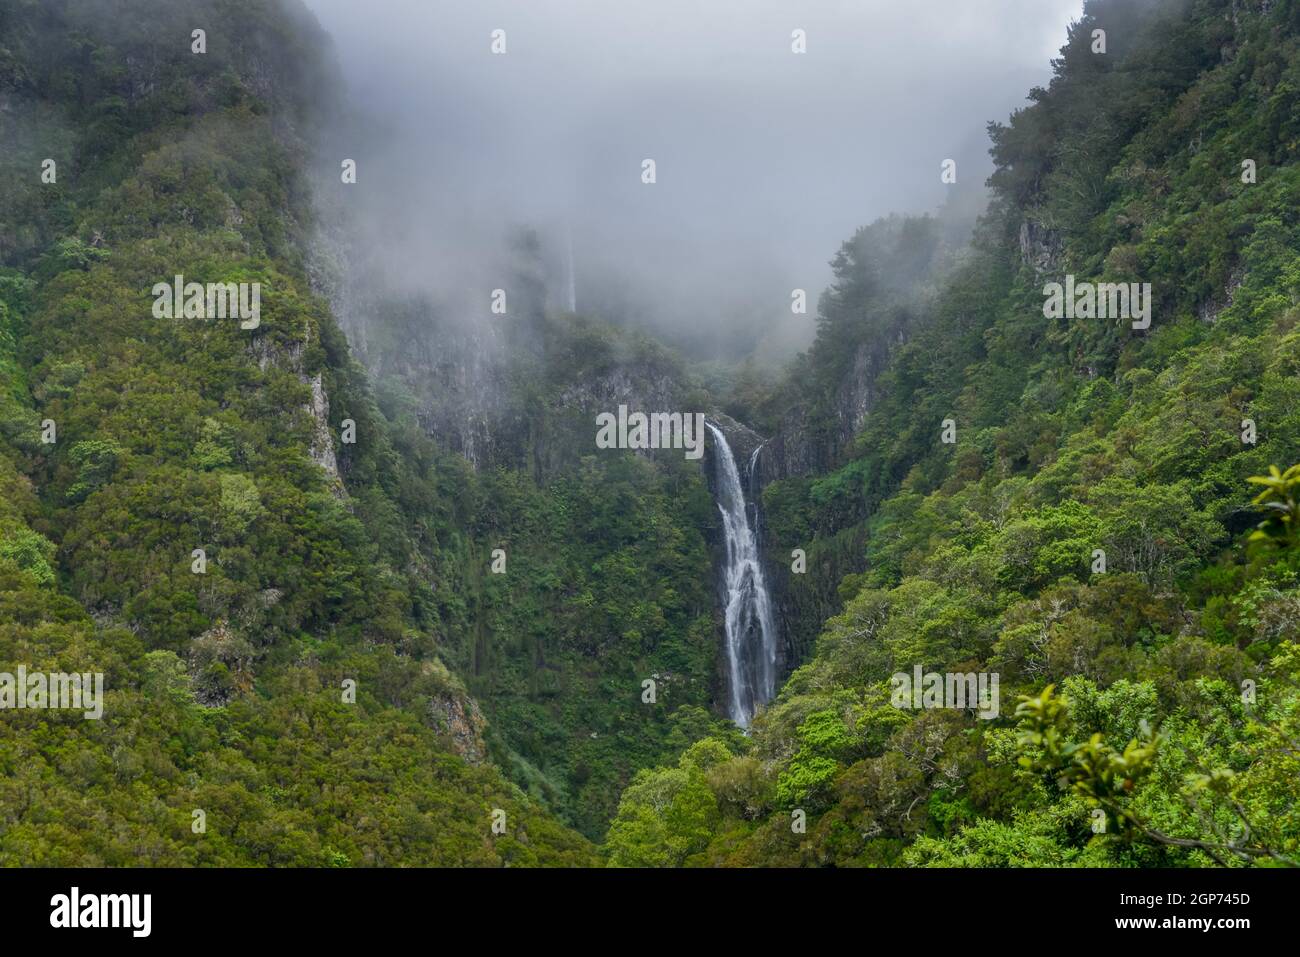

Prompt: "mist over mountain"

[1,0,1298,894]
[304,0,1079,362]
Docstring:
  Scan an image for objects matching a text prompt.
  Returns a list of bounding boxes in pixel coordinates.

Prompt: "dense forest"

[0,0,1298,869]
[604,0,1300,866]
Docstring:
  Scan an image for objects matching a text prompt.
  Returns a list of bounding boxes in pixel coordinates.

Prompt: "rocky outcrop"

[757,407,821,483]
[701,412,765,480]
[556,366,683,427]
[1198,268,1246,325]
[758,329,897,483]
[836,336,891,442]
[406,322,521,471]
[188,619,255,707]
[1018,218,1064,275]
[246,332,341,483]
[421,660,489,764]
[428,694,487,764]
[307,372,339,477]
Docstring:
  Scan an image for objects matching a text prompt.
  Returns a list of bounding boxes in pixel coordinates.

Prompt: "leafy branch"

[1247,464,1300,550]
[1015,685,1297,867]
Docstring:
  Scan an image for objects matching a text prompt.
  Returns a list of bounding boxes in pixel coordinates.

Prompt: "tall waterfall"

[706,422,779,728]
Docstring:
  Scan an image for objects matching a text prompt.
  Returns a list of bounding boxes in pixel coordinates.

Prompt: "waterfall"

[706,422,779,728]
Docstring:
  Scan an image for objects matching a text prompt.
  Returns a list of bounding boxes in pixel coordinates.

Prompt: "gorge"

[2,0,1297,872]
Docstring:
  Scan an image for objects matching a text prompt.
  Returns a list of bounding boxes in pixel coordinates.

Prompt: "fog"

[304,0,1083,362]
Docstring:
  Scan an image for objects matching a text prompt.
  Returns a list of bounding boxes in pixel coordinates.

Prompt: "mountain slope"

[606,0,1300,867]
[0,0,594,865]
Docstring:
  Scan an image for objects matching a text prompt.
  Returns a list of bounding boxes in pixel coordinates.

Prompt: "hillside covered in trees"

[603,0,1300,867]
[0,0,1297,871]
[0,0,613,863]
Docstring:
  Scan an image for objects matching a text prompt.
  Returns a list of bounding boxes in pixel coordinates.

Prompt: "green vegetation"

[605,0,1300,867]
[0,0,603,864]
[3,0,1298,868]
[350,293,730,838]
[0,0,732,860]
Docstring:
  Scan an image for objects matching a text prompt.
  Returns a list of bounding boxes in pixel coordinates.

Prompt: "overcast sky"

[304,0,1084,361]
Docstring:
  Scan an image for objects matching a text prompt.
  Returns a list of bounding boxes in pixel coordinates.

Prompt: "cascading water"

[706,422,779,728]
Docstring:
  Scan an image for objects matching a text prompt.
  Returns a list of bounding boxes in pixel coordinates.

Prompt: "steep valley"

[1,0,1298,871]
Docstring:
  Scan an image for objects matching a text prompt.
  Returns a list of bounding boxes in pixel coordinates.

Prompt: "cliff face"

[702,413,765,482]
[1018,219,1065,275]
[757,331,899,483]
[370,308,525,471]
[324,273,702,479]
[756,215,946,484]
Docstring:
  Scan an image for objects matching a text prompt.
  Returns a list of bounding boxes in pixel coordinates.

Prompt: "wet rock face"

[329,283,698,477]
[403,325,521,472]
[702,412,766,482]
[757,413,820,483]
[417,362,658,473]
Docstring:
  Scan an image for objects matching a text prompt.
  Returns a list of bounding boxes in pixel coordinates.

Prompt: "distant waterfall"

[706,423,778,728]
